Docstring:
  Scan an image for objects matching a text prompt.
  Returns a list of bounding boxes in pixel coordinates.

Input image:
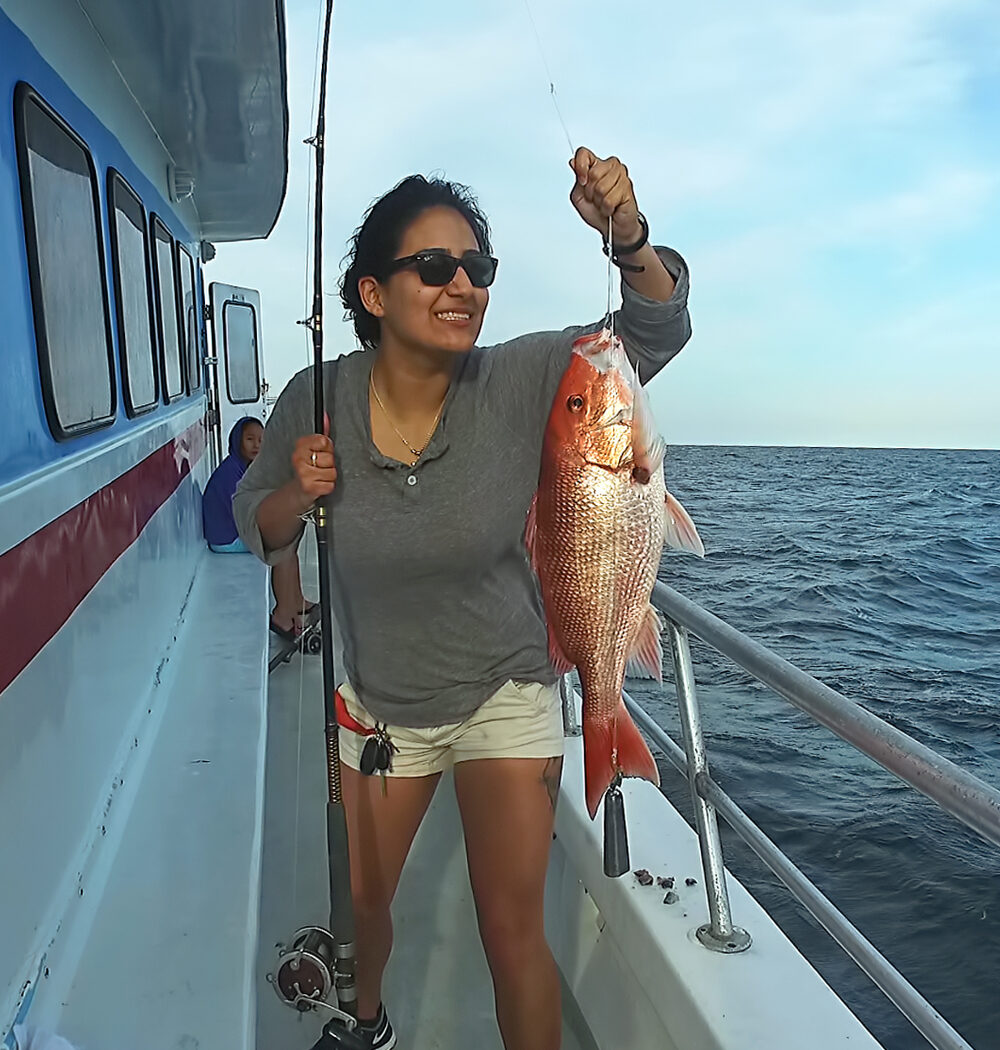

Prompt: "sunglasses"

[381,249,498,288]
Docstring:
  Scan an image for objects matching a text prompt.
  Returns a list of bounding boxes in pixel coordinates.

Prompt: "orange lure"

[526,329,704,818]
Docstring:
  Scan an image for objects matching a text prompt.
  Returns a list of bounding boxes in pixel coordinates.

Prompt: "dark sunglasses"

[381,249,498,288]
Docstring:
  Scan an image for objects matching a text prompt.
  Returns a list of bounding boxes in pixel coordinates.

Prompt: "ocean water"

[632,446,1000,1050]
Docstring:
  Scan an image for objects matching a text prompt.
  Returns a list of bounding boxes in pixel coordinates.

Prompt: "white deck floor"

[28,541,881,1050]
[256,628,589,1049]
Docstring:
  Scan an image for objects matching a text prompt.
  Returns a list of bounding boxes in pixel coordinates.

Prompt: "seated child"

[203,417,313,638]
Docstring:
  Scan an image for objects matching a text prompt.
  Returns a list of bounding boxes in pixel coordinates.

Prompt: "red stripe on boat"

[0,420,206,694]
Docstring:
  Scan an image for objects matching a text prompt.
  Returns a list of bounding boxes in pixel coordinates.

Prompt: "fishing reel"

[268,927,368,1048]
[267,926,367,1047]
[268,926,339,1012]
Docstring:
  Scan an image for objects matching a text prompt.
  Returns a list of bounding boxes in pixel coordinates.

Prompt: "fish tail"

[583,702,660,819]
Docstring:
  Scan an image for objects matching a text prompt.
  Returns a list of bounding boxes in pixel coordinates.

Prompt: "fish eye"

[567,394,585,413]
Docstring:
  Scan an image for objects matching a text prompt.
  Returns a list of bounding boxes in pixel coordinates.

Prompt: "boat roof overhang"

[78,0,289,242]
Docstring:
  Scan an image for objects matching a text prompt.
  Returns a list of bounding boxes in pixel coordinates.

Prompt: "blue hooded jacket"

[202,417,262,546]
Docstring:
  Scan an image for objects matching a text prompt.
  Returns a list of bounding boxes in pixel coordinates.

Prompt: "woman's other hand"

[291,433,337,508]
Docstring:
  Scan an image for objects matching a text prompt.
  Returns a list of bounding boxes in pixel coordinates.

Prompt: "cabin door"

[208,283,267,461]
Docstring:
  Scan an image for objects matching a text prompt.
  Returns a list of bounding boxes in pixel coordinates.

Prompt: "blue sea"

[635,446,999,1050]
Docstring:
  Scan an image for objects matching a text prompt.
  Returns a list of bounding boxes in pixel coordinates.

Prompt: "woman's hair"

[339,175,493,351]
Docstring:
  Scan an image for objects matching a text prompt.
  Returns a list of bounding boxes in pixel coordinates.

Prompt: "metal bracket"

[696,923,752,954]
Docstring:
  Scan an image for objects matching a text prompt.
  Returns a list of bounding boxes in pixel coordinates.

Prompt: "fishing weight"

[603,777,630,878]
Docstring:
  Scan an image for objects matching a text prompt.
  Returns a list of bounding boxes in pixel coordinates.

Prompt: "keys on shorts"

[360,723,396,778]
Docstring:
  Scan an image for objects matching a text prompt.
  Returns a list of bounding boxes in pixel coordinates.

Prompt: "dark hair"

[339,175,493,351]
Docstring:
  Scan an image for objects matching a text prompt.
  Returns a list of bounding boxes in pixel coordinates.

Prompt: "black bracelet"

[603,212,649,273]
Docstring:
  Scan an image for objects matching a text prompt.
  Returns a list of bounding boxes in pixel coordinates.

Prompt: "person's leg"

[341,762,440,1020]
[454,755,563,1050]
[288,555,317,625]
[270,558,304,633]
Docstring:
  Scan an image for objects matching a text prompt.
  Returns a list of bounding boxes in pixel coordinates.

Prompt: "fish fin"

[526,493,575,674]
[524,492,539,570]
[546,617,575,675]
[625,603,663,682]
[664,490,705,557]
[583,703,660,819]
[583,719,616,820]
[632,383,667,475]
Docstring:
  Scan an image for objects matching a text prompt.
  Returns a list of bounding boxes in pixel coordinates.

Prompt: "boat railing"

[561,581,1000,1050]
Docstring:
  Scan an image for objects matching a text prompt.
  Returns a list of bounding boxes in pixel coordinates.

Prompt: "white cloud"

[829,168,998,244]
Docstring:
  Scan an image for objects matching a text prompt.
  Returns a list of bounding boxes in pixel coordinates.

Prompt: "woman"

[234,147,691,1050]
[203,416,313,637]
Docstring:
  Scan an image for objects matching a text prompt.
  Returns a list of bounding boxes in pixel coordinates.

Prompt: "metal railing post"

[653,581,1000,850]
[667,619,751,953]
[560,674,581,737]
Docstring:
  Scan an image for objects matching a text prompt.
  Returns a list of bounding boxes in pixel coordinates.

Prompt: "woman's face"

[240,422,263,463]
[366,206,489,356]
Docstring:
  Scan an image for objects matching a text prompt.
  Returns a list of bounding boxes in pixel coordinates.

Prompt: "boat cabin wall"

[0,7,216,1028]
[0,4,211,487]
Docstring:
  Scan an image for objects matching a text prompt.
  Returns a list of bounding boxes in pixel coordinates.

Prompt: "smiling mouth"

[435,311,472,322]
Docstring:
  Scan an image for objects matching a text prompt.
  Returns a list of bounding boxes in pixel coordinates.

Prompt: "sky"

[213,0,1000,450]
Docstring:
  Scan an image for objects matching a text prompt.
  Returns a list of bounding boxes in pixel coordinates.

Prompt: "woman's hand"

[291,433,337,509]
[569,147,643,245]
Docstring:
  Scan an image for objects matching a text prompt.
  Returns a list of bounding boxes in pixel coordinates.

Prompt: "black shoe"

[358,1003,395,1049]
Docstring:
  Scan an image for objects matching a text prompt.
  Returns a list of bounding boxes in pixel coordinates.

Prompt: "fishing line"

[607,213,615,339]
[292,618,306,916]
[521,1,620,337]
[521,0,576,154]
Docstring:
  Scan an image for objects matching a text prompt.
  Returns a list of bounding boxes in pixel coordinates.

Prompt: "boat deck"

[26,541,884,1050]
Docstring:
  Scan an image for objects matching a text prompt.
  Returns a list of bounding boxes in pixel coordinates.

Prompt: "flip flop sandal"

[269,617,298,643]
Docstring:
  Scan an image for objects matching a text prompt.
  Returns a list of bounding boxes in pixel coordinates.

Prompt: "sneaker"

[358,1003,395,1049]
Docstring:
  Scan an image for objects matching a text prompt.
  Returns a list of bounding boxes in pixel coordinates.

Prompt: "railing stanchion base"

[696,923,752,954]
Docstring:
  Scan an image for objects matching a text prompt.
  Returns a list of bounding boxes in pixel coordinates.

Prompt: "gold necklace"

[369,368,447,461]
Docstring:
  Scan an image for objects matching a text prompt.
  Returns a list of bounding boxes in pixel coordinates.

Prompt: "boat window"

[223,301,261,404]
[151,217,184,401]
[108,172,158,415]
[14,85,115,438]
[177,246,201,393]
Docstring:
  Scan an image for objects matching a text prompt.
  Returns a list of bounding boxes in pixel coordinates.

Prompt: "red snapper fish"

[526,328,704,818]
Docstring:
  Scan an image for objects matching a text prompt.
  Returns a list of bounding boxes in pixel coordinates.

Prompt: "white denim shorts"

[336,679,564,777]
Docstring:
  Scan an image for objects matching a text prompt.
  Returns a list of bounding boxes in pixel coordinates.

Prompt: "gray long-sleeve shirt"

[234,247,691,727]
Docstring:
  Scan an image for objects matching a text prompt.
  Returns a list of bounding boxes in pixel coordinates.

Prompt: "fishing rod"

[265,2,367,1046]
